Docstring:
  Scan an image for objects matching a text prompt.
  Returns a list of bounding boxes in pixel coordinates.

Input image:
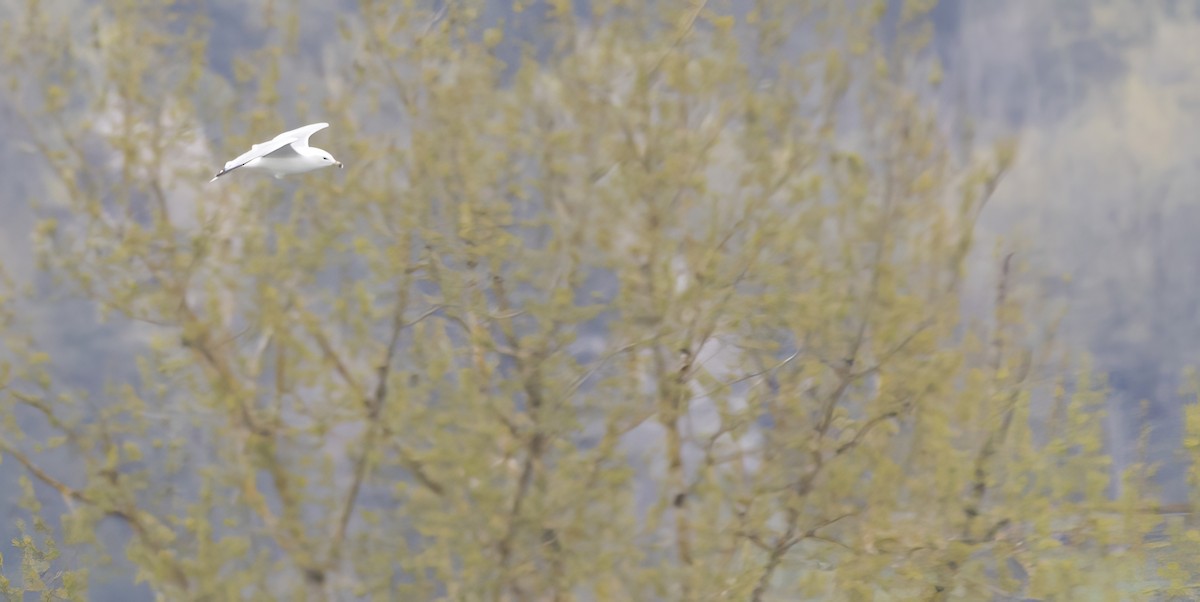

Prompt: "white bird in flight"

[209,122,342,182]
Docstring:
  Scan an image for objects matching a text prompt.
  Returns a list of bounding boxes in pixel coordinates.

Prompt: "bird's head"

[311,147,343,169]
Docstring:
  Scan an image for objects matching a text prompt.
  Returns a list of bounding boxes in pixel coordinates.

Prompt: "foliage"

[0,0,1193,600]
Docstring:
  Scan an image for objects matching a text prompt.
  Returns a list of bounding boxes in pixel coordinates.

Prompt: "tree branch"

[328,288,413,574]
[0,439,191,592]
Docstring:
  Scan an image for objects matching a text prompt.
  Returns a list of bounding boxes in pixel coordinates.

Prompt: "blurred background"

[0,1,1197,599]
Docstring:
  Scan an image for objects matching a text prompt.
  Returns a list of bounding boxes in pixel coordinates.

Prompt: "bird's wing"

[280,122,329,149]
[218,123,330,171]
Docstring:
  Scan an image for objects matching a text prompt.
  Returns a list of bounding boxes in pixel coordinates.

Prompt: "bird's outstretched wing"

[283,122,329,149]
[209,122,330,181]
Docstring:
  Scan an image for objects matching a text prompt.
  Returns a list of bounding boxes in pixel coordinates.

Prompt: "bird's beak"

[336,161,343,168]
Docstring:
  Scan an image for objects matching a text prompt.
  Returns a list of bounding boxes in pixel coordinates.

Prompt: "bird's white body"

[239,151,332,177]
[210,122,342,182]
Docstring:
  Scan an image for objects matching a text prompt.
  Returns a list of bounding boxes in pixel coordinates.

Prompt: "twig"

[647,0,710,78]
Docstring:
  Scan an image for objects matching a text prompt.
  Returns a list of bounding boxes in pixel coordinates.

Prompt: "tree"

[0,0,1192,600]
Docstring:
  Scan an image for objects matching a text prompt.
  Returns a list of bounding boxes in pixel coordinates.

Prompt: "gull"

[209,122,343,182]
